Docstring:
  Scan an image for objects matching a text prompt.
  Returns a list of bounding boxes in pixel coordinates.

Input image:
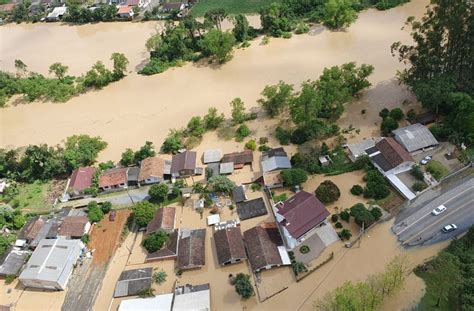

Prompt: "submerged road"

[393,171,474,247]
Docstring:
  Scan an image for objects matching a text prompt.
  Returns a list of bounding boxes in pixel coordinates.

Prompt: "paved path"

[392,172,474,247]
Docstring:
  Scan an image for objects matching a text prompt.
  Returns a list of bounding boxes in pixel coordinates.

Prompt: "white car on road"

[442,224,457,233]
[432,205,447,216]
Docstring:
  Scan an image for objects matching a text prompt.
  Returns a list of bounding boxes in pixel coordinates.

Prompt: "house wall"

[20,278,61,290]
[100,183,128,192]
[142,176,162,185]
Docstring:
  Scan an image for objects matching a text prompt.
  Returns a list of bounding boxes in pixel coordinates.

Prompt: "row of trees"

[0,53,129,107]
[0,134,107,182]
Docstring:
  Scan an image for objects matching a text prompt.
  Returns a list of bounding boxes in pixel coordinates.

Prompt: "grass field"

[8,181,53,213]
[190,0,280,16]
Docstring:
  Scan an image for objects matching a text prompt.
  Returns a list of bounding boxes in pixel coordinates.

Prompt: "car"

[420,155,433,165]
[442,224,457,233]
[109,210,117,221]
[432,205,447,215]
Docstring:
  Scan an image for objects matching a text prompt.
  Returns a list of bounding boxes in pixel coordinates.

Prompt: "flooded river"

[0,0,429,161]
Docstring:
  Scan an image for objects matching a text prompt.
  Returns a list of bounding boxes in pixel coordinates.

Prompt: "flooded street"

[1,0,429,162]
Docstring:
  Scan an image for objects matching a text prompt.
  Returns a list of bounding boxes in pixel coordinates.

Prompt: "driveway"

[392,170,474,247]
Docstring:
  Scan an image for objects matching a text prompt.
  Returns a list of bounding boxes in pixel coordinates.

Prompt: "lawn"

[4,181,53,213]
[190,0,280,16]
[425,160,449,181]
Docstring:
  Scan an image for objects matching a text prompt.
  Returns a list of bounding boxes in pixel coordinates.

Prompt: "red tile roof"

[99,168,127,188]
[243,225,283,272]
[277,191,329,239]
[146,207,176,233]
[0,3,14,13]
[69,167,96,192]
[375,137,414,168]
[213,226,246,265]
[58,216,89,237]
[126,0,140,6]
[138,157,165,182]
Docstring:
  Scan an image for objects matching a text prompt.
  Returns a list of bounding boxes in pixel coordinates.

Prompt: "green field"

[4,181,53,213]
[190,0,280,16]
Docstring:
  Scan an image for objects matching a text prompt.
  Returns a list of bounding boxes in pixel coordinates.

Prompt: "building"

[58,216,91,239]
[393,123,439,154]
[365,138,415,175]
[145,230,179,262]
[67,167,96,197]
[177,229,206,271]
[138,157,165,185]
[0,3,15,13]
[219,162,234,175]
[410,111,437,125]
[127,166,140,187]
[243,224,291,272]
[173,283,210,311]
[203,149,222,164]
[232,185,247,203]
[19,238,83,290]
[46,6,66,21]
[0,249,29,277]
[221,151,253,169]
[16,217,45,248]
[118,293,174,311]
[274,191,330,249]
[236,197,268,220]
[114,267,153,298]
[161,1,186,12]
[117,5,134,18]
[262,171,284,189]
[146,207,176,234]
[213,226,246,266]
[99,167,128,191]
[261,147,291,173]
[171,151,197,178]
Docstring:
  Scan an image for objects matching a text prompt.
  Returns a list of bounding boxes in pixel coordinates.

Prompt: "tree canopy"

[142,231,169,253]
[315,180,341,203]
[132,201,157,227]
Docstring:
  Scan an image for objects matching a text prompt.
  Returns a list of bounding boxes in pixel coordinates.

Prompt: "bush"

[281,168,308,187]
[235,124,250,142]
[411,165,425,181]
[389,108,404,121]
[153,269,167,285]
[340,210,350,222]
[412,182,428,192]
[363,170,390,200]
[149,183,169,202]
[5,274,16,285]
[350,203,375,227]
[407,109,416,120]
[292,261,308,276]
[258,144,271,152]
[233,273,254,299]
[379,108,390,119]
[331,214,339,223]
[315,180,341,204]
[335,222,343,229]
[291,128,311,145]
[259,137,269,144]
[275,127,291,145]
[142,231,169,253]
[81,234,90,244]
[381,117,399,135]
[295,22,310,34]
[132,201,157,227]
[299,245,310,254]
[250,183,262,191]
[370,207,383,221]
[161,134,183,154]
[101,201,112,214]
[350,184,363,195]
[339,229,352,241]
[245,139,257,151]
[87,201,104,223]
[426,160,449,181]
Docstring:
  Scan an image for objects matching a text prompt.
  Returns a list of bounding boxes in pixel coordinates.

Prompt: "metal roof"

[393,124,438,152]
[114,267,153,297]
[0,249,28,276]
[232,186,246,203]
[173,284,210,311]
[118,294,174,311]
[236,197,268,220]
[203,149,222,164]
[219,162,234,174]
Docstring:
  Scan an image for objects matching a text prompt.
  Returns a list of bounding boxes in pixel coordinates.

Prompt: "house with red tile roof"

[146,207,176,234]
[365,137,415,175]
[274,191,330,249]
[68,167,96,197]
[98,168,128,191]
[213,225,246,266]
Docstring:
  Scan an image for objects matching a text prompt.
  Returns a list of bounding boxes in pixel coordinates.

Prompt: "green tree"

[230,97,247,124]
[142,231,169,252]
[101,201,112,214]
[290,80,321,128]
[134,141,156,163]
[233,273,254,299]
[245,140,257,151]
[350,203,375,227]
[370,207,383,221]
[379,108,390,119]
[120,148,135,167]
[161,132,183,154]
[14,59,28,77]
[350,184,363,195]
[233,14,250,42]
[281,168,308,187]
[428,252,462,307]
[323,0,357,29]
[204,8,227,30]
[203,107,225,130]
[110,52,129,80]
[235,124,250,142]
[339,228,352,240]
[187,116,206,138]
[13,214,26,230]
[380,117,398,135]
[315,180,341,203]
[0,235,13,257]
[149,183,169,202]
[389,108,404,121]
[199,29,236,63]
[260,2,294,37]
[63,135,107,171]
[208,175,235,193]
[87,201,104,223]
[132,201,157,227]
[49,63,69,80]
[258,81,294,117]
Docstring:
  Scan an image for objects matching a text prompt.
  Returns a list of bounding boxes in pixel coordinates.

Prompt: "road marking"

[396,185,474,235]
[403,199,472,244]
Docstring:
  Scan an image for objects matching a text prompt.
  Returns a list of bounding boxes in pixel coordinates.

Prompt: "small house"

[236,197,268,220]
[67,167,96,198]
[114,267,153,298]
[98,167,128,191]
[0,249,29,277]
[365,137,415,175]
[116,5,134,18]
[213,225,246,266]
[318,155,331,167]
[203,149,222,164]
[171,151,197,178]
[161,1,186,12]
[347,138,381,162]
[145,230,179,262]
[177,228,206,271]
[232,185,247,203]
[261,147,291,173]
[221,151,253,169]
[138,157,165,185]
[58,216,91,239]
[46,6,66,21]
[146,207,176,234]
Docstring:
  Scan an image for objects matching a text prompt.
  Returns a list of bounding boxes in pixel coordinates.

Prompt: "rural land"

[0,0,473,311]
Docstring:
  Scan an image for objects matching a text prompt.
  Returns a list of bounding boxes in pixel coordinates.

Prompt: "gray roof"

[219,162,234,174]
[19,238,82,289]
[114,267,153,297]
[393,123,438,152]
[237,198,268,220]
[261,156,291,173]
[206,163,220,177]
[174,283,210,311]
[0,249,28,276]
[127,167,140,182]
[347,138,380,158]
[232,186,246,203]
[203,149,222,163]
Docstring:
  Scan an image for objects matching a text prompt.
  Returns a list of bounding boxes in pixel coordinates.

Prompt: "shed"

[393,123,439,153]
[203,149,222,164]
[236,197,267,220]
[232,185,247,203]
[207,214,220,226]
[347,138,380,162]
[114,267,153,298]
[219,162,234,175]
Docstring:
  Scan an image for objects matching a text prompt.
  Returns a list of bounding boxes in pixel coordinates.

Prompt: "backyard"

[190,0,279,16]
[0,180,60,213]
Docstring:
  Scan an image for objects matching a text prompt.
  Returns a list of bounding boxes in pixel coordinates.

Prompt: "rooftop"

[69,167,96,193]
[243,225,284,272]
[236,197,268,220]
[99,167,128,188]
[146,207,176,234]
[221,151,253,166]
[203,149,222,164]
[118,293,174,311]
[114,267,153,298]
[367,138,414,172]
[171,151,197,175]
[393,123,438,152]
[173,283,210,311]
[232,185,246,203]
[145,230,179,262]
[0,249,29,277]
[177,229,206,270]
[138,157,165,182]
[213,226,246,265]
[219,162,234,174]
[58,216,89,238]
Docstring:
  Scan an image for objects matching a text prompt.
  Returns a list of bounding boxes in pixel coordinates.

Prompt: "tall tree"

[110,52,129,80]
[258,81,294,117]
[199,29,236,63]
[49,63,69,80]
[427,252,462,307]
[204,8,227,30]
[322,0,357,30]
[232,14,250,42]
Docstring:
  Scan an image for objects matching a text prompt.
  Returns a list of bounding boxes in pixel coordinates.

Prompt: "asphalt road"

[393,172,474,247]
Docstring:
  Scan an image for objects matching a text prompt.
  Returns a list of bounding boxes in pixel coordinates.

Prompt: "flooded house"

[177,228,206,271]
[138,156,165,185]
[66,166,96,199]
[213,225,246,266]
[171,151,198,178]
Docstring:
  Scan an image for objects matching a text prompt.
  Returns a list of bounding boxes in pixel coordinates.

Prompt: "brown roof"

[69,167,96,192]
[213,226,246,265]
[0,3,14,13]
[375,138,414,170]
[58,216,89,237]
[26,218,45,241]
[243,225,283,272]
[177,229,206,270]
[145,230,179,262]
[117,5,132,14]
[99,168,127,188]
[138,157,165,182]
[146,207,176,234]
[171,151,197,175]
[221,151,253,166]
[277,191,329,239]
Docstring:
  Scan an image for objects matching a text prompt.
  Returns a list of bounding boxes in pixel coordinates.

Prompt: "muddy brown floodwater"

[1,0,429,162]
